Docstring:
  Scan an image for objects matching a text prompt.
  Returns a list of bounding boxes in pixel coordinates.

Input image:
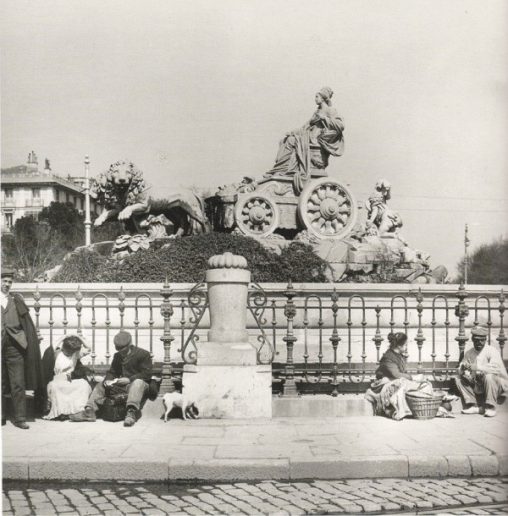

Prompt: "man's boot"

[13,421,29,429]
[70,406,96,422]
[123,406,137,427]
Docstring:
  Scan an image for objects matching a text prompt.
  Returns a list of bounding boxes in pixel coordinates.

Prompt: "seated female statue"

[266,87,344,192]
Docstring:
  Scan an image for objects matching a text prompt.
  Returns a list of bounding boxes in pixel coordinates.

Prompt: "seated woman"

[43,334,93,421]
[266,87,344,192]
[365,332,433,420]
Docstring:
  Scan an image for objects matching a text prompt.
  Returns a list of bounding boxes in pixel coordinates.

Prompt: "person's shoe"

[13,421,30,429]
[484,407,497,418]
[123,407,137,427]
[69,406,96,422]
[461,405,480,414]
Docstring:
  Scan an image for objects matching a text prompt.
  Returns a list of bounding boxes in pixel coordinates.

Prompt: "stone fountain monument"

[182,252,272,418]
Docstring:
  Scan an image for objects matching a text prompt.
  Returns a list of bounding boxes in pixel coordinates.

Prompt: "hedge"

[52,233,331,283]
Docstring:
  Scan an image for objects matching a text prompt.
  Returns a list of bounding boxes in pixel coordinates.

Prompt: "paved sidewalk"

[3,478,508,515]
[3,408,507,482]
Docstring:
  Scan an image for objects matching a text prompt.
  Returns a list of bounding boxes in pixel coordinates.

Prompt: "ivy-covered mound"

[52,233,331,283]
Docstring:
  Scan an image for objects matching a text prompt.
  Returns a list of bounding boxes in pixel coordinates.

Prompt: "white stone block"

[183,364,272,418]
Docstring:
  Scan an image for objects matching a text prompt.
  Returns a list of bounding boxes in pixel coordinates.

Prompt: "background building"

[1,151,101,232]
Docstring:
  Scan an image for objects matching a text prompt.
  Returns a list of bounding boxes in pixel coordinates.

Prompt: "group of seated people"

[43,325,507,425]
[365,325,508,420]
[44,330,153,427]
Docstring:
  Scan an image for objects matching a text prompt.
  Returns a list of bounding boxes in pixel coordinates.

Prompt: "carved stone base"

[182,364,272,418]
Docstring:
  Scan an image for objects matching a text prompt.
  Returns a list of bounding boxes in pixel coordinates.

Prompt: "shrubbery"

[455,237,508,284]
[52,233,331,283]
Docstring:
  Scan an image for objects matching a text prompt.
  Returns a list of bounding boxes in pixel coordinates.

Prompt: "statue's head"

[316,87,333,105]
[92,160,146,208]
[110,161,133,188]
[375,179,391,199]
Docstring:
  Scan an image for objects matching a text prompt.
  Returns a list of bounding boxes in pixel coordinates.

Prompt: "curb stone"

[445,455,472,476]
[289,456,408,480]
[168,458,290,481]
[26,459,168,481]
[469,455,499,476]
[2,454,505,481]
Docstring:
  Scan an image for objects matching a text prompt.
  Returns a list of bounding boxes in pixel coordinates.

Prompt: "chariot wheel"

[235,193,279,238]
[298,177,358,240]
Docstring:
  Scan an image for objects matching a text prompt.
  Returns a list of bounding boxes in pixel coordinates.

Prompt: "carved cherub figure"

[365,179,403,236]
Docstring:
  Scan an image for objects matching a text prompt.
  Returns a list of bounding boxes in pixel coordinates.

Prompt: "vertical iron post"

[330,289,340,396]
[159,278,175,394]
[497,289,506,359]
[75,286,83,336]
[455,283,469,362]
[373,305,383,362]
[414,288,425,374]
[118,287,126,330]
[33,285,42,344]
[281,280,298,397]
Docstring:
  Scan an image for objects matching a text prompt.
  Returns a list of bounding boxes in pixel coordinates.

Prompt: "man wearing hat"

[1,268,44,429]
[70,330,152,427]
[455,325,508,417]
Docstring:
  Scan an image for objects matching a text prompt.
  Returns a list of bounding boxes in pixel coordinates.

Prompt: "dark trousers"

[2,339,27,423]
[86,379,149,412]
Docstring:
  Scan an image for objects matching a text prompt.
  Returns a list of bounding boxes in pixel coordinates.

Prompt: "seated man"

[455,325,508,417]
[70,330,152,427]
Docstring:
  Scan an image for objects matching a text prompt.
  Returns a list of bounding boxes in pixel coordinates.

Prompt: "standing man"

[1,269,44,429]
[456,325,508,417]
[71,330,152,427]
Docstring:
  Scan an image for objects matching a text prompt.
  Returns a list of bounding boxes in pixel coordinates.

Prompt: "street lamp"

[84,155,91,246]
[464,223,470,285]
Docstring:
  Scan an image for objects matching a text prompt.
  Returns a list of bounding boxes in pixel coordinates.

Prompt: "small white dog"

[162,392,199,422]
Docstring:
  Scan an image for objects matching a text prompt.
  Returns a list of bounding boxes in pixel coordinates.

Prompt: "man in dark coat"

[1,269,44,429]
[70,330,152,427]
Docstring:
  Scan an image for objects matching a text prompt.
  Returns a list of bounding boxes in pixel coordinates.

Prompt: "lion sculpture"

[92,160,210,239]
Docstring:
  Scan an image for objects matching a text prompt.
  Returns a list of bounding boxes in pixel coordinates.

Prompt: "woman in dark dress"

[365,332,433,420]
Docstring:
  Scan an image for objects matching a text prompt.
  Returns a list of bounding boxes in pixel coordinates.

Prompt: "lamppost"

[84,155,91,246]
[464,223,470,285]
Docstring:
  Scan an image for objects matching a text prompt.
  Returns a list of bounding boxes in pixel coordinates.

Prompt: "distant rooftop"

[1,166,85,194]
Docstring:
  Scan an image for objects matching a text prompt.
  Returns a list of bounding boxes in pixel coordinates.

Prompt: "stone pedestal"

[183,364,272,418]
[182,253,272,419]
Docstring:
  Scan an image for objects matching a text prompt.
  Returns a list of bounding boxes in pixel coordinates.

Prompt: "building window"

[5,189,13,199]
[66,193,70,203]
[81,198,84,210]
[32,188,40,198]
[73,196,78,207]
[5,213,13,228]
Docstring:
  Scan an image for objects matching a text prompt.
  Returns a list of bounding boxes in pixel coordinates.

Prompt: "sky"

[1,0,507,275]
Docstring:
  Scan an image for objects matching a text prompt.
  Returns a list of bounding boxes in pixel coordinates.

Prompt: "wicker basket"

[405,391,445,420]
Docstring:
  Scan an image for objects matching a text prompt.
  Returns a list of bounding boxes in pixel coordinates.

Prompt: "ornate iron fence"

[21,282,506,395]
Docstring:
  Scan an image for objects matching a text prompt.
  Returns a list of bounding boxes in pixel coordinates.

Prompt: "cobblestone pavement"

[3,477,508,515]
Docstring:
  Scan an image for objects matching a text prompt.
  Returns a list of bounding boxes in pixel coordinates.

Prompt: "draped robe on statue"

[266,105,344,192]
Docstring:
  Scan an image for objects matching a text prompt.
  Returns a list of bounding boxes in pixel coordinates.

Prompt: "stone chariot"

[207,87,357,241]
[208,166,358,242]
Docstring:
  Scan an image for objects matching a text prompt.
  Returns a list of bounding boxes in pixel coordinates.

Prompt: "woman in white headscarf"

[43,334,93,420]
[267,87,345,192]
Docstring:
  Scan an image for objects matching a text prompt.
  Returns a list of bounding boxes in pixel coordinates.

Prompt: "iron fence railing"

[21,282,506,395]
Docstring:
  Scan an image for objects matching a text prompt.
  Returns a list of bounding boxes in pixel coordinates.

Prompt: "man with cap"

[455,325,508,417]
[1,268,44,429]
[70,330,152,426]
